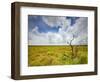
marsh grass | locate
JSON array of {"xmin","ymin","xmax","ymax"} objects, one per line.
[{"xmin": 28, "ymin": 45, "xmax": 88, "ymax": 66}]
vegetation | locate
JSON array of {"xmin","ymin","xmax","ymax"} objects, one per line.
[{"xmin": 28, "ymin": 45, "xmax": 88, "ymax": 66}]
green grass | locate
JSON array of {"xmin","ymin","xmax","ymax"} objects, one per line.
[{"xmin": 28, "ymin": 45, "xmax": 88, "ymax": 66}]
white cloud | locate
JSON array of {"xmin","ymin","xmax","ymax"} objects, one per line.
[
  {"xmin": 47, "ymin": 32, "xmax": 64, "ymax": 44},
  {"xmin": 29, "ymin": 26, "xmax": 49, "ymax": 45},
  {"xmin": 70, "ymin": 17, "xmax": 88, "ymax": 45},
  {"xmin": 28, "ymin": 30, "xmax": 65, "ymax": 45},
  {"xmin": 28, "ymin": 17, "xmax": 88, "ymax": 45},
  {"xmin": 42, "ymin": 16, "xmax": 70, "ymax": 28}
]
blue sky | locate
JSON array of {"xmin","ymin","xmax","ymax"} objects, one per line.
[
  {"xmin": 28, "ymin": 15, "xmax": 88, "ymax": 45},
  {"xmin": 28, "ymin": 15, "xmax": 79, "ymax": 33},
  {"xmin": 28, "ymin": 16, "xmax": 59, "ymax": 33}
]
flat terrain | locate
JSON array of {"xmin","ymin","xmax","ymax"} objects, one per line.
[{"xmin": 28, "ymin": 45, "xmax": 88, "ymax": 66}]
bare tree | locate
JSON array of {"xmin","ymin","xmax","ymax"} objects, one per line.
[{"xmin": 67, "ymin": 34, "xmax": 75, "ymax": 58}]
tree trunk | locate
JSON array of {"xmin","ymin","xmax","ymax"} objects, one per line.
[{"xmin": 70, "ymin": 45, "xmax": 74, "ymax": 58}]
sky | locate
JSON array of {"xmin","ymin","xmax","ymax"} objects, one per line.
[{"xmin": 28, "ymin": 15, "xmax": 88, "ymax": 45}]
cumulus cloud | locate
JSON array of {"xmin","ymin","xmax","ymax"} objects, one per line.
[
  {"xmin": 42, "ymin": 16, "xmax": 71, "ymax": 28},
  {"xmin": 28, "ymin": 17, "xmax": 88, "ymax": 45},
  {"xmin": 28, "ymin": 28, "xmax": 65, "ymax": 45}
]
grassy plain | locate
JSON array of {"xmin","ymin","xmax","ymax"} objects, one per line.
[{"xmin": 28, "ymin": 45, "xmax": 88, "ymax": 66}]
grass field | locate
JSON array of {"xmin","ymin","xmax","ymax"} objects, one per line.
[{"xmin": 28, "ymin": 45, "xmax": 88, "ymax": 66}]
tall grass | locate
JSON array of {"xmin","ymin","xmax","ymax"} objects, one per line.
[{"xmin": 28, "ymin": 45, "xmax": 88, "ymax": 66}]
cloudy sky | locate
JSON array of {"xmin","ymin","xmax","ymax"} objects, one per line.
[{"xmin": 28, "ymin": 15, "xmax": 88, "ymax": 45}]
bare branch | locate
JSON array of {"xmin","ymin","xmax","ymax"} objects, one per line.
[
  {"xmin": 66, "ymin": 34, "xmax": 75, "ymax": 59},
  {"xmin": 69, "ymin": 34, "xmax": 75, "ymax": 45}
]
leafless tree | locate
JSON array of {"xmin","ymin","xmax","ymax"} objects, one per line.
[{"xmin": 67, "ymin": 34, "xmax": 75, "ymax": 58}]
